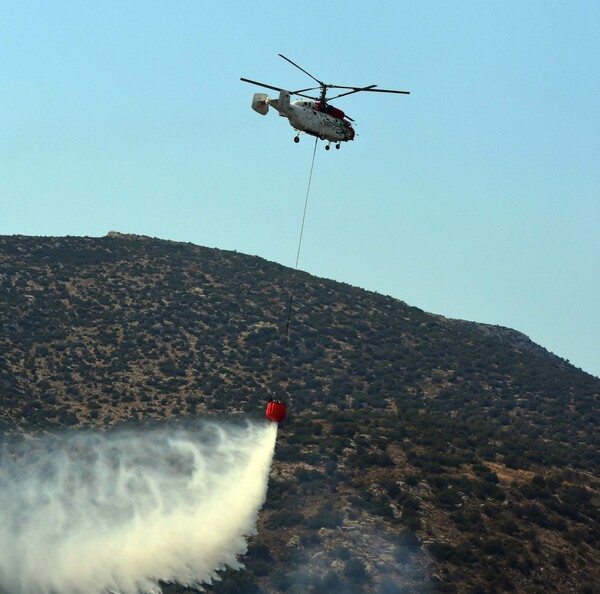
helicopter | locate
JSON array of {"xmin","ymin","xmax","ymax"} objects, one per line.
[{"xmin": 241, "ymin": 54, "xmax": 409, "ymax": 149}]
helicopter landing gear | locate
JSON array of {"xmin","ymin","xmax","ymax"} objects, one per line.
[
  {"xmin": 335, "ymin": 143, "xmax": 341, "ymax": 150},
  {"xmin": 325, "ymin": 142, "xmax": 331, "ymax": 150},
  {"xmin": 294, "ymin": 135, "xmax": 300, "ymax": 143}
]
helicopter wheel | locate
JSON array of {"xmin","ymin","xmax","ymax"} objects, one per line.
[
  {"xmin": 294, "ymin": 136, "xmax": 300, "ymax": 143},
  {"xmin": 325, "ymin": 143, "xmax": 331, "ymax": 151},
  {"xmin": 335, "ymin": 143, "xmax": 341, "ymax": 150}
]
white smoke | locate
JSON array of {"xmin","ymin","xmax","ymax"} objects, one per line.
[{"xmin": 0, "ymin": 418, "xmax": 277, "ymax": 594}]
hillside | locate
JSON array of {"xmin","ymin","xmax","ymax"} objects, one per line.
[{"xmin": 1, "ymin": 233, "xmax": 598, "ymax": 594}]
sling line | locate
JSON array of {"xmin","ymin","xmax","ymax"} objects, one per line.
[{"xmin": 284, "ymin": 136, "xmax": 318, "ymax": 336}]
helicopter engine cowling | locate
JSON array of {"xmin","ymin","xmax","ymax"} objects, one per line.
[{"xmin": 251, "ymin": 93, "xmax": 269, "ymax": 115}]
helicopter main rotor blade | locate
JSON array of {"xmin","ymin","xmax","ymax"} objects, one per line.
[
  {"xmin": 240, "ymin": 78, "xmax": 319, "ymax": 100},
  {"xmin": 329, "ymin": 84, "xmax": 410, "ymax": 96},
  {"xmin": 328, "ymin": 85, "xmax": 379, "ymax": 101},
  {"xmin": 359, "ymin": 88, "xmax": 410, "ymax": 95},
  {"xmin": 291, "ymin": 86, "xmax": 321, "ymax": 95},
  {"xmin": 240, "ymin": 78, "xmax": 286, "ymax": 94},
  {"xmin": 278, "ymin": 54, "xmax": 325, "ymax": 87},
  {"xmin": 292, "ymin": 92, "xmax": 320, "ymax": 100}
]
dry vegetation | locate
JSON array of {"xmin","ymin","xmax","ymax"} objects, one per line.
[{"xmin": 1, "ymin": 234, "xmax": 599, "ymax": 594}]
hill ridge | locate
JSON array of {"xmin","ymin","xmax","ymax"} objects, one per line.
[{"xmin": 1, "ymin": 234, "xmax": 598, "ymax": 594}]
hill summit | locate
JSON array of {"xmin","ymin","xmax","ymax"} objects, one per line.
[{"xmin": 1, "ymin": 234, "xmax": 598, "ymax": 594}]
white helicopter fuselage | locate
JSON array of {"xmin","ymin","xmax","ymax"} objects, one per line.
[{"xmin": 251, "ymin": 90, "xmax": 355, "ymax": 143}]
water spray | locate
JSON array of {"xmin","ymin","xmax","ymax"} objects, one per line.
[{"xmin": 0, "ymin": 418, "xmax": 277, "ymax": 594}]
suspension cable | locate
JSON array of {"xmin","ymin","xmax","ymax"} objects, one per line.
[{"xmin": 284, "ymin": 137, "xmax": 319, "ymax": 336}]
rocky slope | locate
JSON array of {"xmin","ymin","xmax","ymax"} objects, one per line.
[{"xmin": 1, "ymin": 234, "xmax": 598, "ymax": 594}]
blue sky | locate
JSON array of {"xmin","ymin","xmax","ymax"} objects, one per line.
[{"xmin": 1, "ymin": 1, "xmax": 599, "ymax": 377}]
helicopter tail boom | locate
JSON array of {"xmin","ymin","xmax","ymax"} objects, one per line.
[
  {"xmin": 269, "ymin": 89, "xmax": 291, "ymax": 115},
  {"xmin": 251, "ymin": 90, "xmax": 292, "ymax": 117}
]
